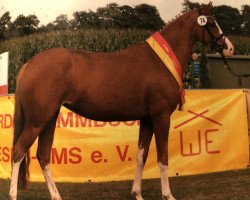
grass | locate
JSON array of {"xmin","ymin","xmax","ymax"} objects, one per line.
[{"xmin": 1, "ymin": 168, "xmax": 249, "ymax": 200}]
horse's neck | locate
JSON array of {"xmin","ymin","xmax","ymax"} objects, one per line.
[{"xmin": 160, "ymin": 14, "xmax": 197, "ymax": 73}]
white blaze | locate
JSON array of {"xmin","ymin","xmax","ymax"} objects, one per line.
[{"xmin": 215, "ymin": 20, "xmax": 234, "ymax": 57}]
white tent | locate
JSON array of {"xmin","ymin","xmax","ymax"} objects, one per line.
[{"xmin": 0, "ymin": 52, "xmax": 9, "ymax": 95}]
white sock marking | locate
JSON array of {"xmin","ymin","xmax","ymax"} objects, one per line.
[
  {"xmin": 215, "ymin": 20, "xmax": 234, "ymax": 56},
  {"xmin": 159, "ymin": 162, "xmax": 176, "ymax": 200},
  {"xmin": 9, "ymin": 156, "xmax": 25, "ymax": 200},
  {"xmin": 132, "ymin": 147, "xmax": 144, "ymax": 200},
  {"xmin": 42, "ymin": 164, "xmax": 62, "ymax": 200}
]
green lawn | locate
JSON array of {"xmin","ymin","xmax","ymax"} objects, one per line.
[{"xmin": 1, "ymin": 169, "xmax": 249, "ymax": 200}]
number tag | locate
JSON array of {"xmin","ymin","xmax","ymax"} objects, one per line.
[{"xmin": 197, "ymin": 15, "xmax": 207, "ymax": 26}]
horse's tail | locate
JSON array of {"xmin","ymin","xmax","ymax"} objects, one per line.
[{"xmin": 13, "ymin": 64, "xmax": 30, "ymax": 190}]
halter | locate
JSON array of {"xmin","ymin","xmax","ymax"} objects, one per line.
[
  {"xmin": 197, "ymin": 15, "xmax": 227, "ymax": 53},
  {"xmin": 197, "ymin": 14, "xmax": 250, "ymax": 86}
]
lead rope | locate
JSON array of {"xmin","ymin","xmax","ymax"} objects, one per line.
[
  {"xmin": 219, "ymin": 52, "xmax": 250, "ymax": 87},
  {"xmin": 198, "ymin": 13, "xmax": 250, "ymax": 87},
  {"xmin": 201, "ymin": 24, "xmax": 250, "ymax": 87}
]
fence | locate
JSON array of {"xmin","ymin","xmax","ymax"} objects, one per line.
[{"xmin": 207, "ymin": 54, "xmax": 250, "ymax": 88}]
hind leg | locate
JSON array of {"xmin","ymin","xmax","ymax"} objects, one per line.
[
  {"xmin": 132, "ymin": 117, "xmax": 153, "ymax": 200},
  {"xmin": 9, "ymin": 125, "xmax": 44, "ymax": 200},
  {"xmin": 36, "ymin": 114, "xmax": 62, "ymax": 200},
  {"xmin": 9, "ymin": 157, "xmax": 24, "ymax": 200},
  {"xmin": 153, "ymin": 114, "xmax": 175, "ymax": 200},
  {"xmin": 10, "ymin": 97, "xmax": 61, "ymax": 200}
]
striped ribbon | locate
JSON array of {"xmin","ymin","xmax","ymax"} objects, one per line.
[{"xmin": 146, "ymin": 32, "xmax": 185, "ymax": 110}]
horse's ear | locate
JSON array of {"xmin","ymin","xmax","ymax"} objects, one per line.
[
  {"xmin": 208, "ymin": 1, "xmax": 213, "ymax": 10},
  {"xmin": 198, "ymin": 2, "xmax": 213, "ymax": 14}
]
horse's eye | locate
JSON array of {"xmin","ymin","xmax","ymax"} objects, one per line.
[{"xmin": 210, "ymin": 21, "xmax": 216, "ymax": 27}]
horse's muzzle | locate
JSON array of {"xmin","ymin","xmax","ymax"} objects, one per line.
[{"xmin": 223, "ymin": 37, "xmax": 234, "ymax": 57}]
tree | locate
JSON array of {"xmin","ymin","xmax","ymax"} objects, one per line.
[
  {"xmin": 116, "ymin": 5, "xmax": 138, "ymax": 28},
  {"xmin": 72, "ymin": 10, "xmax": 100, "ymax": 29},
  {"xmin": 95, "ymin": 3, "xmax": 164, "ymax": 30},
  {"xmin": 97, "ymin": 3, "xmax": 120, "ymax": 28},
  {"xmin": 10, "ymin": 14, "xmax": 39, "ymax": 37},
  {"xmin": 134, "ymin": 4, "xmax": 164, "ymax": 30},
  {"xmin": 241, "ymin": 5, "xmax": 250, "ymax": 36},
  {"xmin": 53, "ymin": 14, "xmax": 69, "ymax": 30},
  {"xmin": 0, "ymin": 11, "xmax": 11, "ymax": 40},
  {"xmin": 182, "ymin": 0, "xmax": 202, "ymax": 12},
  {"xmin": 213, "ymin": 5, "xmax": 242, "ymax": 35}
]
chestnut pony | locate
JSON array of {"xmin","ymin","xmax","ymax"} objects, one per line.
[{"xmin": 9, "ymin": 3, "xmax": 234, "ymax": 200}]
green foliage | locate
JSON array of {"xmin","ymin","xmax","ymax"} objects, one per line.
[
  {"xmin": 72, "ymin": 11, "xmax": 100, "ymax": 29},
  {"xmin": 213, "ymin": 5, "xmax": 242, "ymax": 35},
  {"xmin": 241, "ymin": 5, "xmax": 250, "ymax": 36},
  {"xmin": 10, "ymin": 14, "xmax": 40, "ymax": 37},
  {"xmin": 0, "ymin": 11, "xmax": 11, "ymax": 40},
  {"xmin": 133, "ymin": 4, "xmax": 164, "ymax": 30},
  {"xmin": 230, "ymin": 35, "xmax": 250, "ymax": 55},
  {"xmin": 53, "ymin": 15, "xmax": 69, "ymax": 30},
  {"xmin": 182, "ymin": 0, "xmax": 203, "ymax": 12},
  {"xmin": 0, "ymin": 29, "xmax": 152, "ymax": 93},
  {"xmin": 75, "ymin": 3, "xmax": 164, "ymax": 30},
  {"xmin": 0, "ymin": 3, "xmax": 164, "ymax": 38}
]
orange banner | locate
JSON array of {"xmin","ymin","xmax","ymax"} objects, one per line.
[{"xmin": 0, "ymin": 90, "xmax": 249, "ymax": 182}]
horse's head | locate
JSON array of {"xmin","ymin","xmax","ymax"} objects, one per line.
[{"xmin": 194, "ymin": 2, "xmax": 234, "ymax": 57}]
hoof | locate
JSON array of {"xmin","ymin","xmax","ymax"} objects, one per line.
[
  {"xmin": 51, "ymin": 196, "xmax": 62, "ymax": 200},
  {"xmin": 131, "ymin": 191, "xmax": 144, "ymax": 200},
  {"xmin": 9, "ymin": 195, "xmax": 16, "ymax": 200},
  {"xmin": 162, "ymin": 194, "xmax": 176, "ymax": 200}
]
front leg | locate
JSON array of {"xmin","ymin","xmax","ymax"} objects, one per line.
[
  {"xmin": 132, "ymin": 117, "xmax": 153, "ymax": 200},
  {"xmin": 159, "ymin": 163, "xmax": 176, "ymax": 200},
  {"xmin": 153, "ymin": 114, "xmax": 176, "ymax": 200}
]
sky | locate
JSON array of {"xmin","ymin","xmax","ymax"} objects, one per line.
[{"xmin": 1, "ymin": 0, "xmax": 250, "ymax": 26}]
